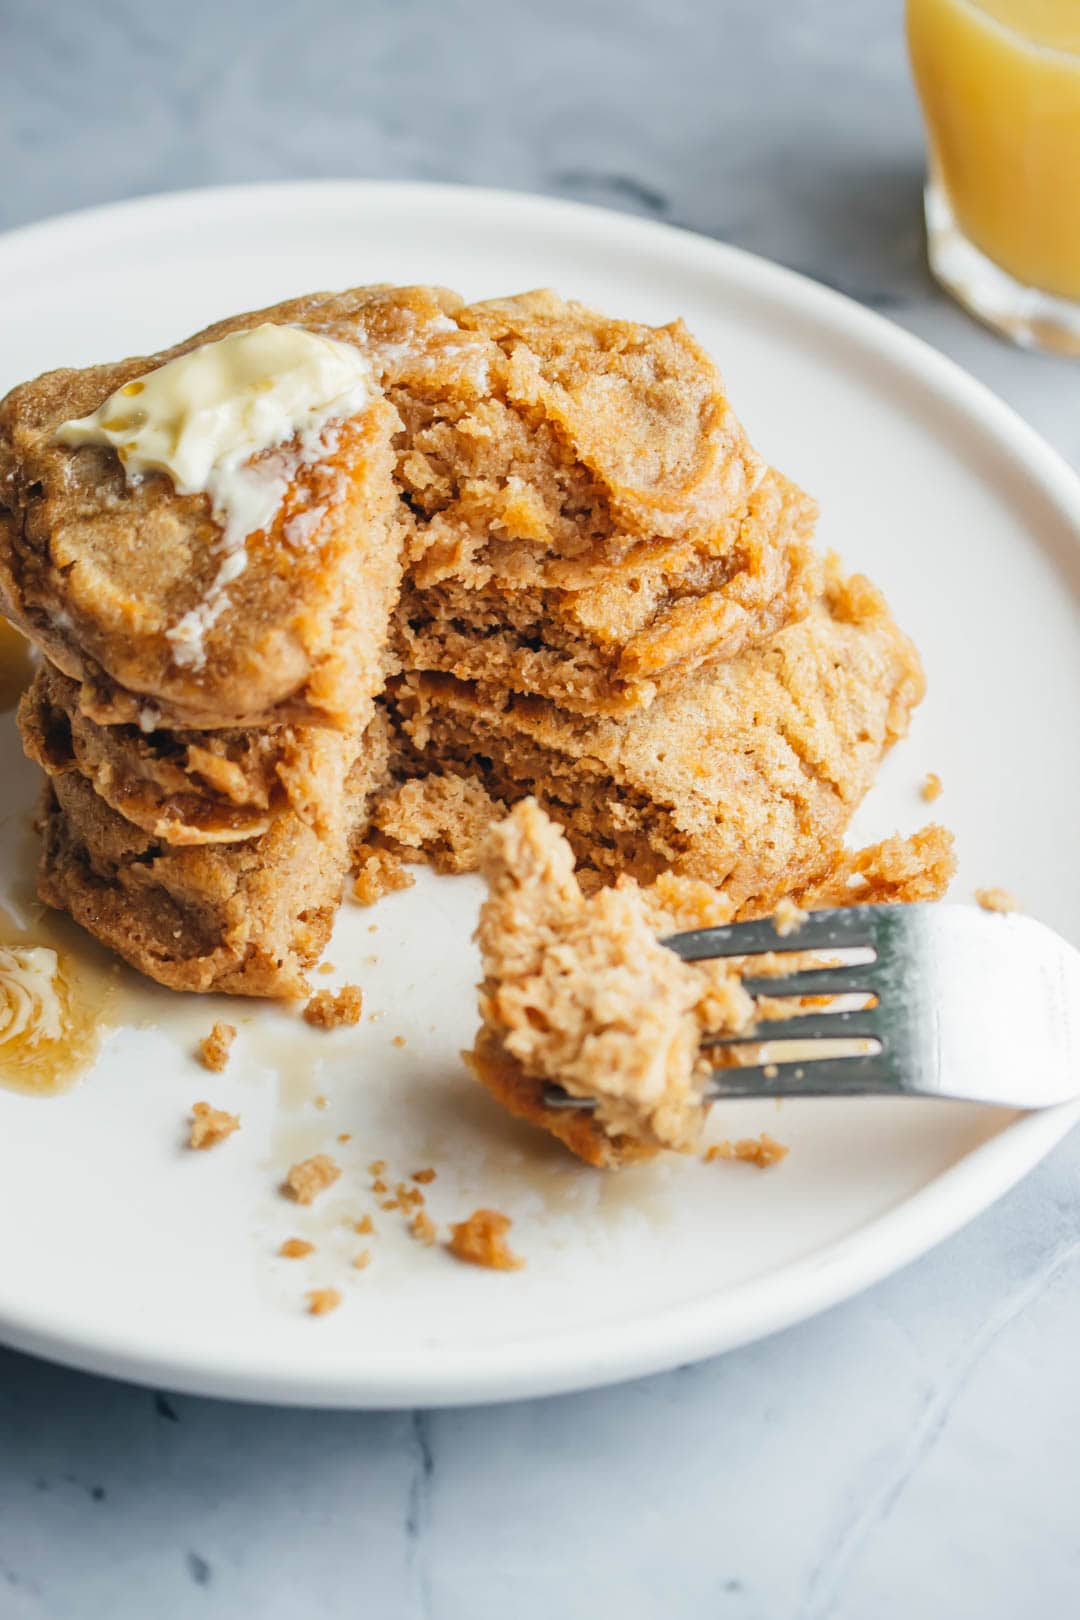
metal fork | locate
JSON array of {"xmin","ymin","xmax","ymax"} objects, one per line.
[{"xmin": 544, "ymin": 903, "xmax": 1080, "ymax": 1110}]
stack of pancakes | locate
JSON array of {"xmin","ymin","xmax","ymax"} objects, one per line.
[
  {"xmin": 0, "ymin": 359, "xmax": 404, "ymax": 995},
  {"xmin": 0, "ymin": 285, "xmax": 934, "ymax": 997}
]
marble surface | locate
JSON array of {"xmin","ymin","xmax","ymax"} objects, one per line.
[{"xmin": 1, "ymin": 1, "xmax": 1079, "ymax": 1614}]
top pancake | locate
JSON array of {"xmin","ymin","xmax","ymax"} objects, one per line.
[
  {"xmin": 0, "ymin": 337, "xmax": 404, "ymax": 728},
  {"xmin": 0, "ymin": 284, "xmax": 806, "ymax": 729}
]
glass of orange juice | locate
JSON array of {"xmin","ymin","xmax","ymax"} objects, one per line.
[{"xmin": 907, "ymin": 0, "xmax": 1080, "ymax": 353}]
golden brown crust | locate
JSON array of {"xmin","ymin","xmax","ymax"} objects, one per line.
[{"xmin": 465, "ymin": 1029, "xmax": 660, "ymax": 1169}]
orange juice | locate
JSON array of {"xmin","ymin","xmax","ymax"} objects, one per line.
[{"xmin": 907, "ymin": 0, "xmax": 1080, "ymax": 300}]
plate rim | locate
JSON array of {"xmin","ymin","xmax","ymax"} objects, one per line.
[
  {"xmin": 1, "ymin": 178, "xmax": 1077, "ymax": 1408},
  {"xmin": 1, "ymin": 1097, "xmax": 1075, "ymax": 1407}
]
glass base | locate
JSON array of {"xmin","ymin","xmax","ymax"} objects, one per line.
[{"xmin": 925, "ymin": 181, "xmax": 1080, "ymax": 357}]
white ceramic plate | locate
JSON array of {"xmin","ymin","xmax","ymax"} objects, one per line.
[{"xmin": 0, "ymin": 182, "xmax": 1077, "ymax": 1408}]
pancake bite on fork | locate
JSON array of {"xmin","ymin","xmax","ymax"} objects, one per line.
[
  {"xmin": 387, "ymin": 562, "xmax": 929, "ymax": 908},
  {"xmin": 467, "ymin": 800, "xmax": 955, "ymax": 1168}
]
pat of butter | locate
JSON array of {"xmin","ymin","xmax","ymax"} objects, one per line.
[
  {"xmin": 56, "ymin": 323, "xmax": 375, "ymax": 669},
  {"xmin": 56, "ymin": 323, "xmax": 374, "ymax": 497}
]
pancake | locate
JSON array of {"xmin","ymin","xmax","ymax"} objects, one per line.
[
  {"xmin": 388, "ymin": 563, "xmax": 928, "ymax": 911},
  {"xmin": 393, "ymin": 468, "xmax": 820, "ymax": 715},
  {"xmin": 34, "ymin": 711, "xmax": 390, "ymax": 998},
  {"xmin": 18, "ymin": 660, "xmax": 359, "ymax": 846},
  {"xmin": 1, "ymin": 283, "xmax": 813, "ymax": 728},
  {"xmin": 0, "ymin": 390, "xmax": 403, "ymax": 730}
]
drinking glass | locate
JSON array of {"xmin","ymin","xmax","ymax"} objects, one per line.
[{"xmin": 907, "ymin": 0, "xmax": 1080, "ymax": 354}]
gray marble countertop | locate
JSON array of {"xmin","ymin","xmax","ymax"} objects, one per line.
[{"xmin": 1, "ymin": 2, "xmax": 1079, "ymax": 1615}]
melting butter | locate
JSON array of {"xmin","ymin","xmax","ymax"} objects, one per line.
[
  {"xmin": 55, "ymin": 323, "xmax": 374, "ymax": 499},
  {"xmin": 55, "ymin": 324, "xmax": 375, "ymax": 669},
  {"xmin": 1, "ymin": 945, "xmax": 63, "ymax": 1038},
  {"xmin": 0, "ymin": 938, "xmax": 102, "ymax": 1096}
]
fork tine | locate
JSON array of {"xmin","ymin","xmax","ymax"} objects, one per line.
[
  {"xmin": 705, "ymin": 1053, "xmax": 894, "ymax": 1099},
  {"xmin": 539, "ymin": 907, "xmax": 1080, "ymax": 1117},
  {"xmin": 740, "ymin": 965, "xmax": 885, "ymax": 998},
  {"xmin": 542, "ymin": 1048, "xmax": 897, "ymax": 1111},
  {"xmin": 541, "ymin": 1084, "xmax": 596, "ymax": 1111},
  {"xmin": 702, "ymin": 1009, "xmax": 884, "ymax": 1045},
  {"xmin": 661, "ymin": 905, "xmax": 878, "ymax": 961}
]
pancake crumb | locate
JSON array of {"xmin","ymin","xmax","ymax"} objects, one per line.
[
  {"xmin": 337, "ymin": 1132, "xmax": 352, "ymax": 1143},
  {"xmin": 373, "ymin": 773, "xmax": 504, "ymax": 876},
  {"xmin": 392, "ymin": 1034, "xmax": 407, "ymax": 1048},
  {"xmin": 352, "ymin": 1250, "xmax": 372, "ymax": 1271},
  {"xmin": 797, "ymin": 824, "xmax": 956, "ymax": 908},
  {"xmin": 352, "ymin": 846, "xmax": 415, "ymax": 906},
  {"xmin": 304, "ymin": 984, "xmax": 363, "ymax": 1028},
  {"xmin": 318, "ymin": 962, "xmax": 336, "ymax": 976},
  {"xmin": 976, "ymin": 886, "xmax": 1018, "ymax": 914},
  {"xmin": 371, "ymin": 1177, "xmax": 388, "ymax": 1195},
  {"xmin": 447, "ymin": 1209, "xmax": 524, "ymax": 1270},
  {"xmin": 410, "ymin": 1210, "xmax": 437, "ymax": 1246},
  {"xmin": 412, "ymin": 1168, "xmax": 436, "ymax": 1184},
  {"xmin": 920, "ymin": 772, "xmax": 943, "ymax": 803},
  {"xmin": 283, "ymin": 1153, "xmax": 341, "ymax": 1204},
  {"xmin": 705, "ymin": 1133, "xmax": 788, "ymax": 1168},
  {"xmin": 197, "ymin": 1022, "xmax": 236, "ymax": 1072},
  {"xmin": 368, "ymin": 1159, "xmax": 386, "ymax": 1176},
  {"xmin": 353, "ymin": 1214, "xmax": 374, "ymax": 1234},
  {"xmin": 187, "ymin": 1101, "xmax": 240, "ymax": 1150},
  {"xmin": 306, "ymin": 1287, "xmax": 341, "ymax": 1317},
  {"xmin": 773, "ymin": 897, "xmax": 808, "ymax": 937},
  {"xmin": 279, "ymin": 1237, "xmax": 315, "ymax": 1259}
]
